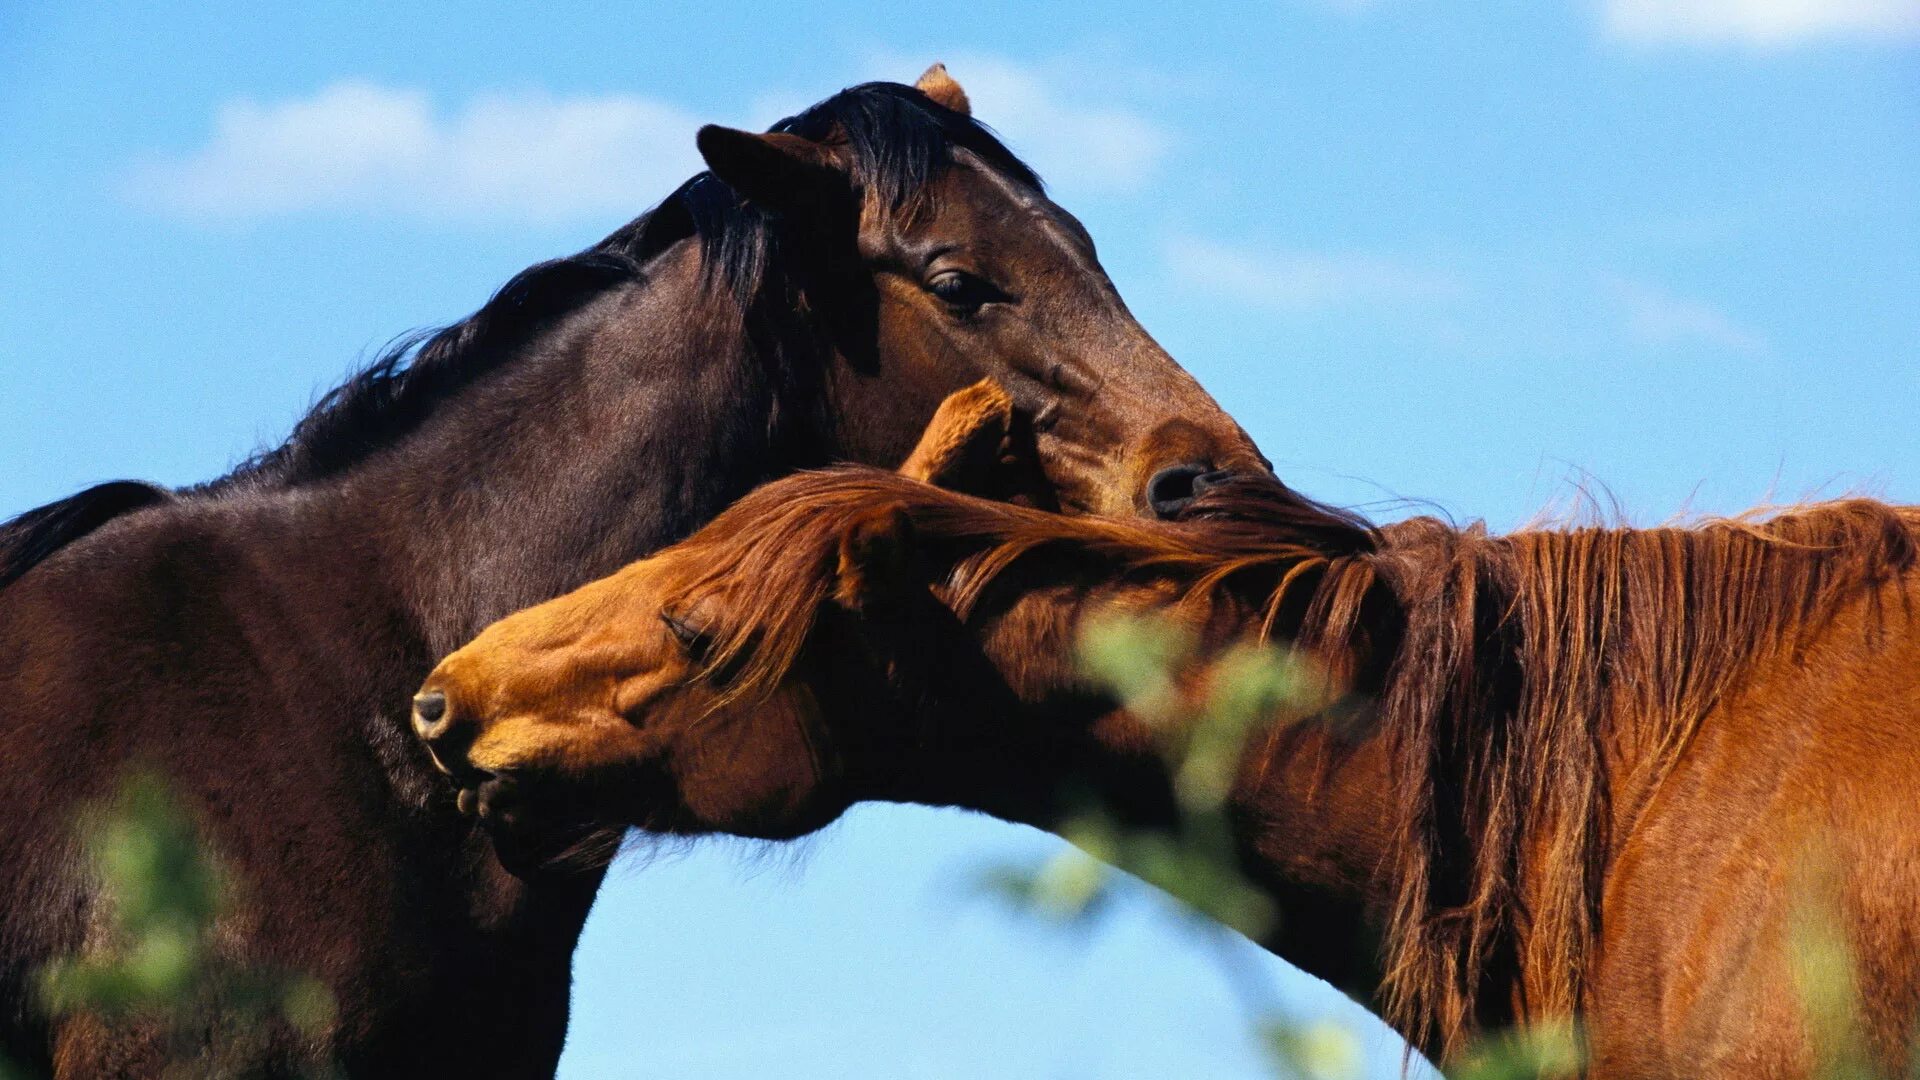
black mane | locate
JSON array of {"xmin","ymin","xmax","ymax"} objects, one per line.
[
  {"xmin": 2, "ymin": 81, "xmax": 1042, "ymax": 589},
  {"xmin": 0, "ymin": 481, "xmax": 175, "ymax": 589},
  {"xmin": 224, "ymin": 80, "xmax": 1041, "ymax": 492}
]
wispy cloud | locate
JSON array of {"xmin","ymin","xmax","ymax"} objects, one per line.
[
  {"xmin": 1606, "ymin": 276, "xmax": 1768, "ymax": 351},
  {"xmin": 1163, "ymin": 235, "xmax": 1464, "ymax": 311},
  {"xmin": 128, "ymin": 81, "xmax": 706, "ymax": 223},
  {"xmin": 1601, "ymin": 0, "xmax": 1920, "ymax": 47},
  {"xmin": 1167, "ymin": 234, "xmax": 1769, "ymax": 355}
]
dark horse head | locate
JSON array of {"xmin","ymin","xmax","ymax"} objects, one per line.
[
  {"xmin": 683, "ymin": 65, "xmax": 1267, "ymax": 520},
  {"xmin": 0, "ymin": 68, "xmax": 1267, "ymax": 1077}
]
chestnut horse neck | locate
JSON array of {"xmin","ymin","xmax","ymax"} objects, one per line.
[
  {"xmin": 1214, "ymin": 498, "xmax": 1918, "ymax": 1057},
  {"xmin": 1374, "ymin": 502, "xmax": 1919, "ymax": 1049},
  {"xmin": 669, "ymin": 476, "xmax": 1920, "ymax": 1060},
  {"xmin": 956, "ymin": 490, "xmax": 1916, "ymax": 1058}
]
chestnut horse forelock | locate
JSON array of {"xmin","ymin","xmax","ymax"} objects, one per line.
[{"xmin": 638, "ymin": 474, "xmax": 1920, "ymax": 1058}]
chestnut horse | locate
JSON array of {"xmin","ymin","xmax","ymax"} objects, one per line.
[
  {"xmin": 0, "ymin": 69, "xmax": 1266, "ymax": 1077},
  {"xmin": 421, "ymin": 395, "xmax": 1920, "ymax": 1078}
]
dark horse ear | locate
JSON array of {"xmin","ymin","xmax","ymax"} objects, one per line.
[
  {"xmin": 914, "ymin": 63, "xmax": 971, "ymax": 116},
  {"xmin": 697, "ymin": 126, "xmax": 850, "ymax": 219},
  {"xmin": 832, "ymin": 503, "xmax": 918, "ymax": 613}
]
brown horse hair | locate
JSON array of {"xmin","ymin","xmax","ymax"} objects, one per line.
[{"xmin": 661, "ymin": 468, "xmax": 1919, "ymax": 1057}]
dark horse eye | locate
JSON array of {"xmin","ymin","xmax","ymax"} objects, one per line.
[
  {"xmin": 926, "ymin": 269, "xmax": 1004, "ymax": 314},
  {"xmin": 659, "ymin": 612, "xmax": 711, "ymax": 662}
]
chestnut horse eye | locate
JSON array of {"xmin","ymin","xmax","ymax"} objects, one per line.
[
  {"xmin": 926, "ymin": 269, "xmax": 1005, "ymax": 314},
  {"xmin": 659, "ymin": 612, "xmax": 712, "ymax": 662}
]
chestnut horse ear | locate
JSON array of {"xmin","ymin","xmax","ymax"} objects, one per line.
[
  {"xmin": 696, "ymin": 126, "xmax": 849, "ymax": 217},
  {"xmin": 832, "ymin": 503, "xmax": 918, "ymax": 612},
  {"xmin": 914, "ymin": 63, "xmax": 972, "ymax": 116},
  {"xmin": 898, "ymin": 380, "xmax": 1014, "ymax": 493}
]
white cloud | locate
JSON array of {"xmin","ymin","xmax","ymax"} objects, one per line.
[
  {"xmin": 1607, "ymin": 277, "xmax": 1767, "ymax": 351},
  {"xmin": 129, "ymin": 81, "xmax": 707, "ymax": 223},
  {"xmin": 1163, "ymin": 235, "xmax": 1464, "ymax": 310},
  {"xmin": 1602, "ymin": 0, "xmax": 1920, "ymax": 47},
  {"xmin": 135, "ymin": 61, "xmax": 1169, "ymax": 221}
]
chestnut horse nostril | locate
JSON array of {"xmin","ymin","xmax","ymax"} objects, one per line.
[
  {"xmin": 1147, "ymin": 462, "xmax": 1212, "ymax": 519},
  {"xmin": 412, "ymin": 690, "xmax": 448, "ymax": 736}
]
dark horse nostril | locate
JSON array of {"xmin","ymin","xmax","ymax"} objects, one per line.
[
  {"xmin": 413, "ymin": 690, "xmax": 448, "ymax": 734},
  {"xmin": 1147, "ymin": 462, "xmax": 1212, "ymax": 519},
  {"xmin": 1192, "ymin": 469, "xmax": 1236, "ymax": 496}
]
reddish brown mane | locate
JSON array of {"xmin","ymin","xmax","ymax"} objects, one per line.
[
  {"xmin": 1365, "ymin": 499, "xmax": 1920, "ymax": 1055},
  {"xmin": 661, "ymin": 469, "xmax": 1375, "ymax": 708},
  {"xmin": 669, "ymin": 469, "xmax": 1920, "ymax": 1057}
]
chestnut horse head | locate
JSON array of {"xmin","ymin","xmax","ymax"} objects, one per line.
[
  {"xmin": 419, "ymin": 383, "xmax": 1920, "ymax": 1072},
  {"xmin": 413, "ymin": 383, "xmax": 1364, "ymax": 839}
]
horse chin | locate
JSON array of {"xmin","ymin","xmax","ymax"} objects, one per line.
[
  {"xmin": 489, "ymin": 817, "xmax": 624, "ymax": 879},
  {"xmin": 466, "ymin": 772, "xmax": 624, "ymax": 878}
]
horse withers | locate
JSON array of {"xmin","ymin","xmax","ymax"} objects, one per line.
[
  {"xmin": 0, "ymin": 66, "xmax": 1264, "ymax": 1078},
  {"xmin": 420, "ymin": 396, "xmax": 1920, "ymax": 1078}
]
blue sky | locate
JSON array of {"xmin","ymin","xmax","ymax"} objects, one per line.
[{"xmin": 3, "ymin": 2, "xmax": 1916, "ymax": 1076}]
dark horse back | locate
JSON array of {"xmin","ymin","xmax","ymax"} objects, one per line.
[{"xmin": 0, "ymin": 485, "xmax": 175, "ymax": 1072}]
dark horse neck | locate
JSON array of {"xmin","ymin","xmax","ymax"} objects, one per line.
[
  {"xmin": 0, "ymin": 238, "xmax": 835, "ymax": 1077},
  {"xmin": 325, "ymin": 238, "xmax": 836, "ymax": 801},
  {"xmin": 357, "ymin": 242, "xmax": 831, "ymax": 657}
]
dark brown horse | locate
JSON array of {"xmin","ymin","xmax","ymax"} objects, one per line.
[
  {"xmin": 421, "ymin": 401, "xmax": 1920, "ymax": 1078},
  {"xmin": 0, "ymin": 69, "xmax": 1267, "ymax": 1077}
]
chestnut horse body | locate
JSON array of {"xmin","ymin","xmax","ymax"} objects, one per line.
[
  {"xmin": 425, "ymin": 420, "xmax": 1920, "ymax": 1077},
  {"xmin": 0, "ymin": 73, "xmax": 1265, "ymax": 1077}
]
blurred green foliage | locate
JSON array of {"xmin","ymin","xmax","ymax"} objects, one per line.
[
  {"xmin": 986, "ymin": 611, "xmax": 1610, "ymax": 1079},
  {"xmin": 983, "ymin": 612, "xmax": 1366, "ymax": 1079},
  {"xmin": 1446, "ymin": 1022, "xmax": 1583, "ymax": 1080},
  {"xmin": 1788, "ymin": 849, "xmax": 1893, "ymax": 1080},
  {"xmin": 30, "ymin": 771, "xmax": 337, "ymax": 1080}
]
